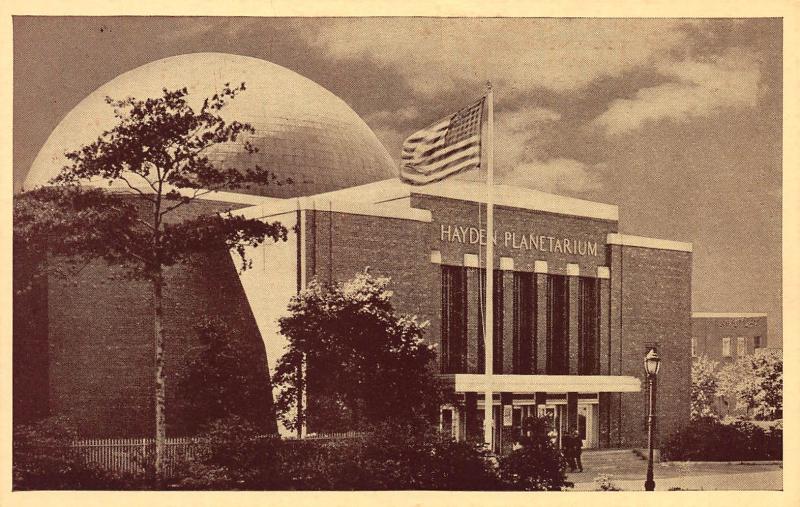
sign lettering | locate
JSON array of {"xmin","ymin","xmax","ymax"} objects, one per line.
[{"xmin": 439, "ymin": 224, "xmax": 599, "ymax": 257}]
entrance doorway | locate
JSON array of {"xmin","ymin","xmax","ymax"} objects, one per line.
[
  {"xmin": 578, "ymin": 403, "xmax": 598, "ymax": 448},
  {"xmin": 537, "ymin": 404, "xmax": 567, "ymax": 448}
]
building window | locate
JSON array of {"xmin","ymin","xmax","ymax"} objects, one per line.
[
  {"xmin": 441, "ymin": 266, "xmax": 467, "ymax": 373},
  {"xmin": 477, "ymin": 269, "xmax": 504, "ymax": 374},
  {"xmin": 441, "ymin": 408, "xmax": 453, "ymax": 438},
  {"xmin": 722, "ymin": 337, "xmax": 731, "ymax": 357},
  {"xmin": 578, "ymin": 277, "xmax": 600, "ymax": 374},
  {"xmin": 513, "ymin": 272, "xmax": 535, "ymax": 374},
  {"xmin": 547, "ymin": 275, "xmax": 569, "ymax": 374},
  {"xmin": 691, "ymin": 337, "xmax": 697, "ymax": 358},
  {"xmin": 737, "ymin": 336, "xmax": 746, "ymax": 357},
  {"xmin": 754, "ymin": 336, "xmax": 763, "ymax": 349}
]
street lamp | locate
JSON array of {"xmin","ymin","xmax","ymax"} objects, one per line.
[{"xmin": 644, "ymin": 349, "xmax": 661, "ymax": 491}]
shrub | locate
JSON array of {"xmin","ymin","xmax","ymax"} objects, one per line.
[
  {"xmin": 13, "ymin": 417, "xmax": 140, "ymax": 490},
  {"xmin": 179, "ymin": 319, "xmax": 275, "ymax": 435},
  {"xmin": 498, "ymin": 416, "xmax": 570, "ymax": 491},
  {"xmin": 594, "ymin": 474, "xmax": 622, "ymax": 491},
  {"xmin": 661, "ymin": 416, "xmax": 782, "ymax": 461},
  {"xmin": 718, "ymin": 349, "xmax": 782, "ymax": 420},
  {"xmin": 691, "ymin": 355, "xmax": 721, "ymax": 420},
  {"xmin": 171, "ymin": 419, "xmax": 504, "ymax": 490},
  {"xmin": 356, "ymin": 423, "xmax": 501, "ymax": 490}
]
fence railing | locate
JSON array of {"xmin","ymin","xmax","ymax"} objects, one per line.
[{"xmin": 68, "ymin": 431, "xmax": 366, "ymax": 477}]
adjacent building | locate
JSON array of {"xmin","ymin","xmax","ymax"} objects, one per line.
[{"xmin": 691, "ymin": 313, "xmax": 768, "ymax": 363}]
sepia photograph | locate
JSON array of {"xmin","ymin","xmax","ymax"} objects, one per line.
[{"xmin": 8, "ymin": 13, "xmax": 787, "ymax": 496}]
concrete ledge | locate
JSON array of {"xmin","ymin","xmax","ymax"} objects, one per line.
[
  {"xmin": 633, "ymin": 448, "xmax": 662, "ymax": 463},
  {"xmin": 692, "ymin": 312, "xmax": 768, "ymax": 318},
  {"xmin": 607, "ymin": 233, "xmax": 692, "ymax": 252},
  {"xmin": 463, "ymin": 253, "xmax": 480, "ymax": 268},
  {"xmin": 233, "ymin": 197, "xmax": 433, "ymax": 222},
  {"xmin": 444, "ymin": 374, "xmax": 642, "ymax": 393}
]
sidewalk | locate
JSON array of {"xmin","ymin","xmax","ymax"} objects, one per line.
[{"xmin": 565, "ymin": 449, "xmax": 783, "ymax": 491}]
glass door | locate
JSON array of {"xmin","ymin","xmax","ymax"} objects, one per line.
[{"xmin": 578, "ymin": 404, "xmax": 598, "ymax": 448}]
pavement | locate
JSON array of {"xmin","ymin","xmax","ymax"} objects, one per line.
[{"xmin": 565, "ymin": 449, "xmax": 783, "ymax": 491}]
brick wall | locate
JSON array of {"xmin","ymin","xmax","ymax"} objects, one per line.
[
  {"xmin": 13, "ymin": 243, "xmax": 50, "ymax": 425},
  {"xmin": 25, "ymin": 199, "xmax": 278, "ymax": 437},
  {"xmin": 691, "ymin": 315, "xmax": 768, "ymax": 364},
  {"xmin": 305, "ymin": 209, "xmax": 439, "ymax": 350},
  {"xmin": 610, "ymin": 244, "xmax": 692, "ymax": 448}
]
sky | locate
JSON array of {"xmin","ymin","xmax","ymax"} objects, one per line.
[{"xmin": 12, "ymin": 17, "xmax": 783, "ymax": 341}]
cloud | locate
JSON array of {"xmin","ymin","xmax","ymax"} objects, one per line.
[
  {"xmin": 494, "ymin": 106, "xmax": 561, "ymax": 171},
  {"xmin": 501, "ymin": 158, "xmax": 606, "ymax": 194},
  {"xmin": 364, "ymin": 105, "xmax": 422, "ymax": 125},
  {"xmin": 307, "ymin": 18, "xmax": 691, "ymax": 97},
  {"xmin": 592, "ymin": 49, "xmax": 763, "ymax": 135}
]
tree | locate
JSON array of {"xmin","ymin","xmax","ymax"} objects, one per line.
[
  {"xmin": 179, "ymin": 318, "xmax": 274, "ymax": 434},
  {"xmin": 14, "ymin": 84, "xmax": 288, "ymax": 479},
  {"xmin": 718, "ymin": 349, "xmax": 783, "ymax": 420},
  {"xmin": 691, "ymin": 354, "xmax": 720, "ymax": 420},
  {"xmin": 273, "ymin": 272, "xmax": 443, "ymax": 433}
]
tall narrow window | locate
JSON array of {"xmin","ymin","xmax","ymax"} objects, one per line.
[
  {"xmin": 722, "ymin": 337, "xmax": 731, "ymax": 358},
  {"xmin": 754, "ymin": 336, "xmax": 763, "ymax": 349},
  {"xmin": 691, "ymin": 337, "xmax": 698, "ymax": 358},
  {"xmin": 737, "ymin": 336, "xmax": 746, "ymax": 357},
  {"xmin": 441, "ymin": 408, "xmax": 453, "ymax": 438},
  {"xmin": 578, "ymin": 277, "xmax": 600, "ymax": 374},
  {"xmin": 513, "ymin": 272, "xmax": 535, "ymax": 374},
  {"xmin": 441, "ymin": 266, "xmax": 467, "ymax": 373},
  {"xmin": 477, "ymin": 269, "xmax": 504, "ymax": 374},
  {"xmin": 547, "ymin": 275, "xmax": 569, "ymax": 374}
]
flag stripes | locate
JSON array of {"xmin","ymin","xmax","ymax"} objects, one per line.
[{"xmin": 399, "ymin": 98, "xmax": 484, "ymax": 185}]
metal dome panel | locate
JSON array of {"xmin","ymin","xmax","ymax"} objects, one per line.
[{"xmin": 25, "ymin": 53, "xmax": 397, "ymax": 197}]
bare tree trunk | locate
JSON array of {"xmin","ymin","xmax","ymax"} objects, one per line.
[{"xmin": 153, "ymin": 268, "xmax": 166, "ymax": 482}]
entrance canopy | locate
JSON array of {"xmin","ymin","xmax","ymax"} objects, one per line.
[{"xmin": 441, "ymin": 374, "xmax": 641, "ymax": 393}]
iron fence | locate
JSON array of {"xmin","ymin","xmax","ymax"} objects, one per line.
[{"xmin": 68, "ymin": 431, "xmax": 366, "ymax": 477}]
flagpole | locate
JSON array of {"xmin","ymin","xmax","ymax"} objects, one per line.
[{"xmin": 483, "ymin": 82, "xmax": 494, "ymax": 449}]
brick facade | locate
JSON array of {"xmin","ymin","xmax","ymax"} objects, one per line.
[
  {"xmin": 15, "ymin": 199, "xmax": 277, "ymax": 437},
  {"xmin": 610, "ymin": 245, "xmax": 692, "ymax": 447},
  {"xmin": 297, "ymin": 192, "xmax": 692, "ymax": 448},
  {"xmin": 15, "ymin": 186, "xmax": 693, "ymax": 446}
]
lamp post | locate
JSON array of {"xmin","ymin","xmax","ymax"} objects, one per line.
[{"xmin": 644, "ymin": 349, "xmax": 661, "ymax": 491}]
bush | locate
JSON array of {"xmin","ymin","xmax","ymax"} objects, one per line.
[
  {"xmin": 168, "ymin": 415, "xmax": 281, "ymax": 490},
  {"xmin": 356, "ymin": 423, "xmax": 501, "ymax": 490},
  {"xmin": 498, "ymin": 416, "xmax": 570, "ymax": 490},
  {"xmin": 16, "ymin": 416, "xmax": 576, "ymax": 490},
  {"xmin": 661, "ymin": 416, "xmax": 782, "ymax": 462},
  {"xmin": 718, "ymin": 349, "xmax": 782, "ymax": 420},
  {"xmin": 171, "ymin": 419, "xmax": 505, "ymax": 490},
  {"xmin": 594, "ymin": 474, "xmax": 622, "ymax": 491},
  {"xmin": 13, "ymin": 417, "xmax": 140, "ymax": 490}
]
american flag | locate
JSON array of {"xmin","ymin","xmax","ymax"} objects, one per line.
[{"xmin": 399, "ymin": 98, "xmax": 485, "ymax": 185}]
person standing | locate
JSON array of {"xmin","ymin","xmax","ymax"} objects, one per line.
[
  {"xmin": 572, "ymin": 429, "xmax": 584, "ymax": 472},
  {"xmin": 563, "ymin": 431, "xmax": 576, "ymax": 472}
]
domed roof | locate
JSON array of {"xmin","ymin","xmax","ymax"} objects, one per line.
[{"xmin": 25, "ymin": 53, "xmax": 397, "ymax": 198}]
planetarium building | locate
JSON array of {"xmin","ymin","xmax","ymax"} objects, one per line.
[{"xmin": 16, "ymin": 53, "xmax": 692, "ymax": 450}]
